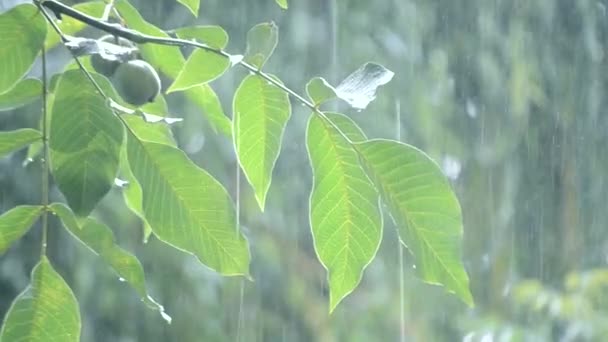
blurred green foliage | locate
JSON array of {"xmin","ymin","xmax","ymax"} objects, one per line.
[{"xmin": 2, "ymin": 0, "xmax": 608, "ymax": 340}]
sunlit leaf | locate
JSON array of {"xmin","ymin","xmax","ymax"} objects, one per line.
[
  {"xmin": 115, "ymin": 0, "xmax": 231, "ymax": 136},
  {"xmin": 307, "ymin": 113, "xmax": 382, "ymax": 312},
  {"xmin": 244, "ymin": 22, "xmax": 279, "ymax": 69},
  {"xmin": 306, "ymin": 77, "xmax": 337, "ymax": 107},
  {"xmin": 0, "ymin": 129, "xmax": 41, "ymax": 157},
  {"xmin": 174, "ymin": 25, "xmax": 229, "ymax": 49},
  {"xmin": 275, "ymin": 0, "xmax": 288, "ymax": 9},
  {"xmin": 356, "ymin": 139, "xmax": 473, "ymax": 306},
  {"xmin": 0, "ymin": 257, "xmax": 81, "ymax": 342},
  {"xmin": 0, "ymin": 78, "xmax": 42, "ymax": 111},
  {"xmin": 0, "ymin": 205, "xmax": 43, "ymax": 254},
  {"xmin": 167, "ymin": 50, "xmax": 230, "ymax": 92},
  {"xmin": 50, "ymin": 70, "xmax": 123, "ymax": 217},
  {"xmin": 0, "ymin": 4, "xmax": 46, "ymax": 95},
  {"xmin": 233, "ymin": 75, "xmax": 291, "ymax": 211},
  {"xmin": 177, "ymin": 0, "xmax": 200, "ymax": 17},
  {"xmin": 44, "ymin": 2, "xmax": 105, "ymax": 49},
  {"xmin": 126, "ymin": 130, "xmax": 251, "ymax": 276},
  {"xmin": 335, "ymin": 63, "xmax": 394, "ymax": 110},
  {"xmin": 50, "ymin": 203, "xmax": 171, "ymax": 322}
]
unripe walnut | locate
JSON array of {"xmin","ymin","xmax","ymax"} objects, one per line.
[
  {"xmin": 91, "ymin": 35, "xmax": 137, "ymax": 77},
  {"xmin": 112, "ymin": 59, "xmax": 161, "ymax": 106}
]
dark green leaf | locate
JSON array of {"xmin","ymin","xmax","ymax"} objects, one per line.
[
  {"xmin": 0, "ymin": 78, "xmax": 42, "ymax": 111},
  {"xmin": 126, "ymin": 130, "xmax": 251, "ymax": 276},
  {"xmin": 49, "ymin": 70, "xmax": 123, "ymax": 217},
  {"xmin": 307, "ymin": 113, "xmax": 382, "ymax": 312},
  {"xmin": 50, "ymin": 203, "xmax": 170, "ymax": 322},
  {"xmin": 0, "ymin": 205, "xmax": 43, "ymax": 254},
  {"xmin": 0, "ymin": 256, "xmax": 81, "ymax": 341},
  {"xmin": 115, "ymin": 0, "xmax": 231, "ymax": 136},
  {"xmin": 233, "ymin": 75, "xmax": 291, "ymax": 211},
  {"xmin": 244, "ymin": 22, "xmax": 279, "ymax": 69},
  {"xmin": 0, "ymin": 4, "xmax": 46, "ymax": 95},
  {"xmin": 356, "ymin": 139, "xmax": 473, "ymax": 306},
  {"xmin": 0, "ymin": 129, "xmax": 41, "ymax": 157}
]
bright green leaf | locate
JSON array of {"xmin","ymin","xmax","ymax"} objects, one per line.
[
  {"xmin": 126, "ymin": 130, "xmax": 251, "ymax": 276},
  {"xmin": 0, "ymin": 129, "xmax": 41, "ymax": 157},
  {"xmin": 0, "ymin": 4, "xmax": 46, "ymax": 95},
  {"xmin": 275, "ymin": 0, "xmax": 288, "ymax": 9},
  {"xmin": 233, "ymin": 75, "xmax": 291, "ymax": 211},
  {"xmin": 177, "ymin": 0, "xmax": 200, "ymax": 17},
  {"xmin": 50, "ymin": 70, "xmax": 123, "ymax": 217},
  {"xmin": 0, "ymin": 256, "xmax": 81, "ymax": 342},
  {"xmin": 115, "ymin": 0, "xmax": 231, "ymax": 136},
  {"xmin": 306, "ymin": 77, "xmax": 337, "ymax": 107},
  {"xmin": 356, "ymin": 139, "xmax": 473, "ymax": 306},
  {"xmin": 244, "ymin": 22, "xmax": 279, "ymax": 69},
  {"xmin": 44, "ymin": 2, "xmax": 105, "ymax": 49},
  {"xmin": 174, "ymin": 25, "xmax": 229, "ymax": 49},
  {"xmin": 0, "ymin": 206, "xmax": 43, "ymax": 254},
  {"xmin": 306, "ymin": 113, "xmax": 382, "ymax": 312},
  {"xmin": 50, "ymin": 203, "xmax": 170, "ymax": 322},
  {"xmin": 0, "ymin": 78, "xmax": 42, "ymax": 111},
  {"xmin": 167, "ymin": 51, "xmax": 230, "ymax": 93}
]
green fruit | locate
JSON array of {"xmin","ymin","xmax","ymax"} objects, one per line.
[
  {"xmin": 112, "ymin": 60, "xmax": 161, "ymax": 106},
  {"xmin": 91, "ymin": 35, "xmax": 137, "ymax": 77}
]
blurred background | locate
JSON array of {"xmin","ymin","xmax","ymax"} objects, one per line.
[{"xmin": 2, "ymin": 0, "xmax": 608, "ymax": 340}]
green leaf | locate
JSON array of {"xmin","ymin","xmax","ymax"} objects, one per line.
[
  {"xmin": 50, "ymin": 70, "xmax": 123, "ymax": 217},
  {"xmin": 233, "ymin": 75, "xmax": 291, "ymax": 211},
  {"xmin": 275, "ymin": 0, "xmax": 288, "ymax": 9},
  {"xmin": 44, "ymin": 2, "xmax": 106, "ymax": 49},
  {"xmin": 0, "ymin": 4, "xmax": 46, "ymax": 95},
  {"xmin": 120, "ymin": 115, "xmax": 176, "ymax": 243},
  {"xmin": 0, "ymin": 78, "xmax": 42, "ymax": 111},
  {"xmin": 306, "ymin": 77, "xmax": 337, "ymax": 107},
  {"xmin": 177, "ymin": 0, "xmax": 200, "ymax": 17},
  {"xmin": 0, "ymin": 129, "xmax": 41, "ymax": 157},
  {"xmin": 115, "ymin": 0, "xmax": 231, "ymax": 136},
  {"xmin": 306, "ymin": 113, "xmax": 382, "ymax": 312},
  {"xmin": 174, "ymin": 25, "xmax": 229, "ymax": 49},
  {"xmin": 167, "ymin": 50, "xmax": 230, "ymax": 93},
  {"xmin": 0, "ymin": 206, "xmax": 43, "ymax": 254},
  {"xmin": 356, "ymin": 140, "xmax": 473, "ymax": 306},
  {"xmin": 50, "ymin": 203, "xmax": 171, "ymax": 322},
  {"xmin": 0, "ymin": 256, "xmax": 81, "ymax": 342},
  {"xmin": 126, "ymin": 130, "xmax": 251, "ymax": 276},
  {"xmin": 244, "ymin": 22, "xmax": 279, "ymax": 69}
]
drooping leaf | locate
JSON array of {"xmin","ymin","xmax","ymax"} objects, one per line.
[
  {"xmin": 244, "ymin": 22, "xmax": 279, "ymax": 69},
  {"xmin": 306, "ymin": 77, "xmax": 337, "ymax": 107},
  {"xmin": 0, "ymin": 78, "xmax": 42, "ymax": 111},
  {"xmin": 233, "ymin": 75, "xmax": 291, "ymax": 211},
  {"xmin": 0, "ymin": 4, "xmax": 46, "ymax": 95},
  {"xmin": 0, "ymin": 257, "xmax": 81, "ymax": 342},
  {"xmin": 115, "ymin": 0, "xmax": 231, "ymax": 136},
  {"xmin": 306, "ymin": 113, "xmax": 382, "ymax": 312},
  {"xmin": 334, "ymin": 63, "xmax": 394, "ymax": 110},
  {"xmin": 120, "ymin": 114, "xmax": 176, "ymax": 243},
  {"xmin": 49, "ymin": 70, "xmax": 123, "ymax": 217},
  {"xmin": 50, "ymin": 203, "xmax": 171, "ymax": 322},
  {"xmin": 173, "ymin": 25, "xmax": 229, "ymax": 49},
  {"xmin": 0, "ymin": 129, "xmax": 41, "ymax": 157},
  {"xmin": 126, "ymin": 130, "xmax": 250, "ymax": 276},
  {"xmin": 44, "ymin": 2, "xmax": 105, "ymax": 49},
  {"xmin": 177, "ymin": 0, "xmax": 200, "ymax": 17},
  {"xmin": 0, "ymin": 205, "xmax": 43, "ymax": 254},
  {"xmin": 275, "ymin": 0, "xmax": 288, "ymax": 9},
  {"xmin": 356, "ymin": 139, "xmax": 473, "ymax": 306}
]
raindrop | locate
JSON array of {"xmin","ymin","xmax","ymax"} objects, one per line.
[
  {"xmin": 412, "ymin": 264, "xmax": 417, "ymax": 269},
  {"xmin": 118, "ymin": 277, "xmax": 126, "ymax": 282},
  {"xmin": 114, "ymin": 178, "xmax": 129, "ymax": 188},
  {"xmin": 22, "ymin": 158, "xmax": 34, "ymax": 167},
  {"xmin": 229, "ymin": 54, "xmax": 244, "ymax": 66},
  {"xmin": 465, "ymin": 98, "xmax": 478, "ymax": 118}
]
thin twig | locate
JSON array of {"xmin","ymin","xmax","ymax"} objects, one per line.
[
  {"xmin": 40, "ymin": 42, "xmax": 49, "ymax": 256},
  {"xmin": 38, "ymin": 0, "xmax": 355, "ymax": 146}
]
